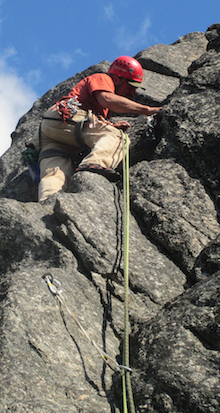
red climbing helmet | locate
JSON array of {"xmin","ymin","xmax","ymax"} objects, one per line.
[{"xmin": 108, "ymin": 55, "xmax": 144, "ymax": 87}]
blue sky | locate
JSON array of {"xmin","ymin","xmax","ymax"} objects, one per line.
[{"xmin": 0, "ymin": 0, "xmax": 219, "ymax": 155}]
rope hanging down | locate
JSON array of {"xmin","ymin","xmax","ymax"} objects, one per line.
[
  {"xmin": 122, "ymin": 132, "xmax": 136, "ymax": 413},
  {"xmin": 42, "ymin": 131, "xmax": 135, "ymax": 411},
  {"xmin": 42, "ymin": 273, "xmax": 131, "ymax": 374}
]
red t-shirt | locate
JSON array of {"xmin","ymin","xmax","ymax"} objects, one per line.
[{"xmin": 64, "ymin": 73, "xmax": 115, "ymax": 119}]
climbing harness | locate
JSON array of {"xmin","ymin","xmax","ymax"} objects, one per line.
[
  {"xmin": 42, "ymin": 273, "xmax": 131, "ymax": 374},
  {"xmin": 121, "ymin": 132, "xmax": 136, "ymax": 413},
  {"xmin": 22, "ymin": 92, "xmax": 119, "ymax": 184},
  {"xmin": 21, "ymin": 97, "xmax": 86, "ymax": 182},
  {"xmin": 56, "ymin": 96, "xmax": 113, "ymax": 128}
]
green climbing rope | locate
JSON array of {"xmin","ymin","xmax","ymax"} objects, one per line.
[{"xmin": 122, "ymin": 132, "xmax": 136, "ymax": 413}]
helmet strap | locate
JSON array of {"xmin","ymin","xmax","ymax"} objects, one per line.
[{"xmin": 113, "ymin": 76, "xmax": 127, "ymax": 92}]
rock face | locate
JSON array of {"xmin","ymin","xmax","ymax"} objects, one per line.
[{"xmin": 0, "ymin": 24, "xmax": 220, "ymax": 413}]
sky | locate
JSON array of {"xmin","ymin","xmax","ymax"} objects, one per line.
[{"xmin": 0, "ymin": 0, "xmax": 219, "ymax": 156}]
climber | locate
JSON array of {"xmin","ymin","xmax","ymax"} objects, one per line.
[{"xmin": 32, "ymin": 55, "xmax": 162, "ymax": 202}]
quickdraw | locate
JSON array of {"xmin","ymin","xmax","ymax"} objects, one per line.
[{"xmin": 56, "ymin": 96, "xmax": 82, "ymax": 123}]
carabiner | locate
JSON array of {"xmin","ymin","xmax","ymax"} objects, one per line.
[{"xmin": 43, "ymin": 273, "xmax": 62, "ymax": 296}]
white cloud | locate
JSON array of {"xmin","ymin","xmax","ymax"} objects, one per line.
[
  {"xmin": 47, "ymin": 52, "xmax": 73, "ymax": 70},
  {"xmin": 0, "ymin": 48, "xmax": 38, "ymax": 156},
  {"xmin": 104, "ymin": 3, "xmax": 115, "ymax": 21},
  {"xmin": 26, "ymin": 69, "xmax": 42, "ymax": 87},
  {"xmin": 47, "ymin": 49, "xmax": 88, "ymax": 70},
  {"xmin": 0, "ymin": 46, "xmax": 17, "ymax": 67},
  {"xmin": 75, "ymin": 48, "xmax": 88, "ymax": 58},
  {"xmin": 114, "ymin": 16, "xmax": 152, "ymax": 51}
]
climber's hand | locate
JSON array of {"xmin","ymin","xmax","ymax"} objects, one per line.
[{"xmin": 113, "ymin": 121, "xmax": 131, "ymax": 131}]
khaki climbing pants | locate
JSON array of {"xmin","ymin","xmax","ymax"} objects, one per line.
[{"xmin": 33, "ymin": 106, "xmax": 130, "ymax": 202}]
